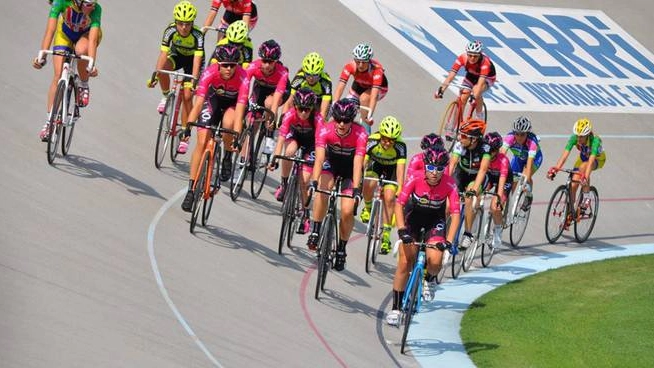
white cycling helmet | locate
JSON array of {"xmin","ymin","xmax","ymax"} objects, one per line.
[
  {"xmin": 465, "ymin": 40, "xmax": 483, "ymax": 54},
  {"xmin": 513, "ymin": 116, "xmax": 532, "ymax": 133},
  {"xmin": 352, "ymin": 43, "xmax": 374, "ymax": 61}
]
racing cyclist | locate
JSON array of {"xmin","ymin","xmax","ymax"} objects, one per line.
[
  {"xmin": 283, "ymin": 52, "xmax": 333, "ymax": 119},
  {"xmin": 306, "ymin": 98, "xmax": 368, "ymax": 271},
  {"xmin": 483, "ymin": 132, "xmax": 513, "ymax": 248},
  {"xmin": 360, "ymin": 116, "xmax": 407, "ymax": 254},
  {"xmin": 202, "ymin": 0, "xmax": 258, "ymax": 42},
  {"xmin": 386, "ymin": 147, "xmax": 460, "ymax": 326}
]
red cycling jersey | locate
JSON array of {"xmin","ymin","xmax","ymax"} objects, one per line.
[
  {"xmin": 211, "ymin": 0, "xmax": 252, "ymax": 15},
  {"xmin": 451, "ymin": 53, "xmax": 497, "ymax": 85},
  {"xmin": 246, "ymin": 60, "xmax": 289, "ymax": 94},
  {"xmin": 195, "ymin": 63, "xmax": 250, "ymax": 105},
  {"xmin": 338, "ymin": 59, "xmax": 387, "ymax": 90}
]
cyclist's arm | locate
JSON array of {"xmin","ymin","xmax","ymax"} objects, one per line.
[
  {"xmin": 186, "ymin": 95, "xmax": 206, "ymax": 124},
  {"xmin": 553, "ymin": 149, "xmax": 571, "ymax": 171},
  {"xmin": 192, "ymin": 55, "xmax": 203, "ymax": 82},
  {"xmin": 87, "ymin": 27, "xmax": 101, "ymax": 63},
  {"xmin": 333, "ymin": 79, "xmax": 346, "ymax": 102},
  {"xmin": 471, "ymin": 155, "xmax": 491, "ymax": 193},
  {"xmin": 365, "ymin": 87, "xmax": 380, "ymax": 123},
  {"xmin": 395, "ymin": 161, "xmax": 406, "ymax": 195},
  {"xmin": 394, "ymin": 201, "xmax": 406, "ymax": 231},
  {"xmin": 39, "ymin": 17, "xmax": 58, "ymax": 51},
  {"xmin": 447, "ymin": 181, "xmax": 462, "ymax": 242},
  {"xmin": 523, "ymin": 156, "xmax": 535, "ymax": 183},
  {"xmin": 319, "ymin": 98, "xmax": 331, "ymax": 119},
  {"xmin": 310, "ymin": 146, "xmax": 326, "ymax": 182},
  {"xmin": 155, "ymin": 50, "xmax": 169, "ymax": 74},
  {"xmin": 448, "ymin": 152, "xmax": 460, "ymax": 176}
]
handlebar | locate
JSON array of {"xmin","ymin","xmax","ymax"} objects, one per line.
[
  {"xmin": 187, "ymin": 122, "xmax": 239, "ymax": 139},
  {"xmin": 202, "ymin": 25, "xmax": 225, "ymax": 34},
  {"xmin": 363, "ymin": 176, "xmax": 398, "ymax": 187},
  {"xmin": 272, "ymin": 155, "xmax": 312, "ymax": 166},
  {"xmin": 37, "ymin": 49, "xmax": 95, "ymax": 71}
]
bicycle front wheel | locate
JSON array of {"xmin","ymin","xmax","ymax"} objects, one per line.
[
  {"xmin": 574, "ymin": 187, "xmax": 599, "ymax": 243},
  {"xmin": 154, "ymin": 95, "xmax": 174, "ymax": 169},
  {"xmin": 545, "ymin": 185, "xmax": 569, "ymax": 244},
  {"xmin": 190, "ymin": 152, "xmax": 209, "ymax": 233},
  {"xmin": 202, "ymin": 148, "xmax": 221, "ymax": 226},
  {"xmin": 278, "ymin": 173, "xmax": 298, "ymax": 254},
  {"xmin": 438, "ymin": 100, "xmax": 459, "ymax": 152},
  {"xmin": 229, "ymin": 127, "xmax": 250, "ymax": 201},
  {"xmin": 47, "ymin": 81, "xmax": 66, "ymax": 165},
  {"xmin": 401, "ymin": 268, "xmax": 422, "ymax": 354},
  {"xmin": 365, "ymin": 200, "xmax": 381, "ymax": 274},
  {"xmin": 509, "ymin": 191, "xmax": 531, "ymax": 247},
  {"xmin": 250, "ymin": 126, "xmax": 270, "ymax": 199},
  {"xmin": 480, "ymin": 211, "xmax": 496, "ymax": 268},
  {"xmin": 314, "ymin": 214, "xmax": 334, "ymax": 300},
  {"xmin": 61, "ymin": 79, "xmax": 77, "ymax": 156}
]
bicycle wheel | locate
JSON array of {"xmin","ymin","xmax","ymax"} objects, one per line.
[
  {"xmin": 229, "ymin": 127, "xmax": 250, "ymax": 201},
  {"xmin": 401, "ymin": 268, "xmax": 422, "ymax": 354},
  {"xmin": 202, "ymin": 148, "xmax": 221, "ymax": 226},
  {"xmin": 190, "ymin": 152, "xmax": 209, "ymax": 233},
  {"xmin": 47, "ymin": 81, "xmax": 66, "ymax": 165},
  {"xmin": 438, "ymin": 100, "xmax": 459, "ymax": 152},
  {"xmin": 278, "ymin": 173, "xmax": 298, "ymax": 254},
  {"xmin": 480, "ymin": 210, "xmax": 495, "ymax": 268},
  {"xmin": 61, "ymin": 79, "xmax": 77, "ymax": 156},
  {"xmin": 451, "ymin": 220, "xmax": 465, "ymax": 279},
  {"xmin": 314, "ymin": 214, "xmax": 334, "ymax": 300},
  {"xmin": 545, "ymin": 185, "xmax": 569, "ymax": 244},
  {"xmin": 365, "ymin": 200, "xmax": 381, "ymax": 274},
  {"xmin": 285, "ymin": 174, "xmax": 302, "ymax": 249},
  {"xmin": 574, "ymin": 187, "xmax": 599, "ymax": 243},
  {"xmin": 464, "ymin": 100, "xmax": 488, "ymax": 122},
  {"xmin": 509, "ymin": 191, "xmax": 531, "ymax": 247},
  {"xmin": 170, "ymin": 123, "xmax": 182, "ymax": 164},
  {"xmin": 250, "ymin": 125, "xmax": 270, "ymax": 199},
  {"xmin": 436, "ymin": 216, "xmax": 453, "ymax": 283},
  {"xmin": 462, "ymin": 211, "xmax": 482, "ymax": 272},
  {"xmin": 154, "ymin": 95, "xmax": 174, "ymax": 169}
]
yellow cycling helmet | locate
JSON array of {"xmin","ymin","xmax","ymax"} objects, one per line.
[
  {"xmin": 302, "ymin": 52, "xmax": 324, "ymax": 75},
  {"xmin": 573, "ymin": 118, "xmax": 592, "ymax": 136},
  {"xmin": 379, "ymin": 116, "xmax": 402, "ymax": 139},
  {"xmin": 226, "ymin": 20, "xmax": 249, "ymax": 44},
  {"xmin": 173, "ymin": 1, "xmax": 197, "ymax": 22}
]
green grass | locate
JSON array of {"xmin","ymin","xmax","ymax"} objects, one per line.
[{"xmin": 460, "ymin": 255, "xmax": 654, "ymax": 368}]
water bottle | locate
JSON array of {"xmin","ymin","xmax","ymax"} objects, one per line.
[{"xmin": 263, "ymin": 137, "xmax": 275, "ymax": 155}]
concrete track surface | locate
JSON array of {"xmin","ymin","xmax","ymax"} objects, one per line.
[{"xmin": 1, "ymin": 1, "xmax": 653, "ymax": 367}]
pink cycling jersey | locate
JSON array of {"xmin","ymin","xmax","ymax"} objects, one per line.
[
  {"xmin": 487, "ymin": 152, "xmax": 511, "ymax": 180},
  {"xmin": 211, "ymin": 0, "xmax": 252, "ymax": 15},
  {"xmin": 195, "ymin": 63, "xmax": 249, "ymax": 105},
  {"xmin": 316, "ymin": 122, "xmax": 368, "ymax": 166},
  {"xmin": 406, "ymin": 152, "xmax": 451, "ymax": 179},
  {"xmin": 398, "ymin": 171, "xmax": 460, "ymax": 214},
  {"xmin": 246, "ymin": 60, "xmax": 289, "ymax": 94}
]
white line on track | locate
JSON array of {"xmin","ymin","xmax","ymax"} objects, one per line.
[{"xmin": 147, "ymin": 188, "xmax": 225, "ymax": 368}]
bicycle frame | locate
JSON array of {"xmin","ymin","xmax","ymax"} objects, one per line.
[
  {"xmin": 438, "ymin": 82, "xmax": 487, "ymax": 152},
  {"xmin": 275, "ymin": 152, "xmax": 311, "ymax": 254},
  {"xmin": 363, "ymin": 175, "xmax": 398, "ymax": 274}
]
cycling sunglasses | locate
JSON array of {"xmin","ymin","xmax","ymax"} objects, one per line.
[
  {"xmin": 425, "ymin": 164, "xmax": 446, "ymax": 173},
  {"xmin": 220, "ymin": 63, "xmax": 238, "ymax": 69},
  {"xmin": 335, "ymin": 119, "xmax": 352, "ymax": 125},
  {"xmin": 297, "ymin": 107, "xmax": 313, "ymax": 113}
]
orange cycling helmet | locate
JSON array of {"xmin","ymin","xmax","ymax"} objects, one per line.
[{"xmin": 459, "ymin": 118, "xmax": 486, "ymax": 137}]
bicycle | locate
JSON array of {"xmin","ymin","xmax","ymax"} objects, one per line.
[
  {"xmin": 436, "ymin": 200, "xmax": 464, "ymax": 283},
  {"xmin": 188, "ymin": 122, "xmax": 239, "ymax": 234},
  {"xmin": 362, "ymin": 175, "xmax": 398, "ymax": 274},
  {"xmin": 308, "ymin": 177, "xmax": 357, "ymax": 300},
  {"xmin": 545, "ymin": 168, "xmax": 599, "ymax": 243},
  {"xmin": 395, "ymin": 229, "xmax": 450, "ymax": 354},
  {"xmin": 36, "ymin": 49, "xmax": 94, "ymax": 165},
  {"xmin": 437, "ymin": 82, "xmax": 488, "ymax": 152},
  {"xmin": 149, "ymin": 69, "xmax": 196, "ymax": 169},
  {"xmin": 274, "ymin": 152, "xmax": 311, "ymax": 255},
  {"xmin": 460, "ymin": 190, "xmax": 500, "ymax": 271},
  {"xmin": 229, "ymin": 102, "xmax": 275, "ymax": 201},
  {"xmin": 503, "ymin": 173, "xmax": 532, "ymax": 247}
]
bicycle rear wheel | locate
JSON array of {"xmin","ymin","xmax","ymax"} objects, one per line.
[
  {"xmin": 574, "ymin": 187, "xmax": 599, "ymax": 243},
  {"xmin": 202, "ymin": 148, "xmax": 221, "ymax": 226},
  {"xmin": 438, "ymin": 100, "xmax": 459, "ymax": 152},
  {"xmin": 229, "ymin": 127, "xmax": 250, "ymax": 201},
  {"xmin": 462, "ymin": 213, "xmax": 481, "ymax": 272},
  {"xmin": 170, "ymin": 123, "xmax": 182, "ymax": 164},
  {"xmin": 190, "ymin": 152, "xmax": 209, "ymax": 233},
  {"xmin": 480, "ymin": 211, "xmax": 495, "ymax": 268},
  {"xmin": 401, "ymin": 268, "xmax": 422, "ymax": 354},
  {"xmin": 278, "ymin": 173, "xmax": 298, "ymax": 254},
  {"xmin": 47, "ymin": 81, "xmax": 66, "ymax": 165},
  {"xmin": 545, "ymin": 185, "xmax": 569, "ymax": 244},
  {"xmin": 314, "ymin": 214, "xmax": 334, "ymax": 300},
  {"xmin": 250, "ymin": 125, "xmax": 270, "ymax": 199},
  {"xmin": 61, "ymin": 79, "xmax": 77, "ymax": 156},
  {"xmin": 155, "ymin": 95, "xmax": 174, "ymax": 169},
  {"xmin": 365, "ymin": 200, "xmax": 381, "ymax": 274},
  {"xmin": 509, "ymin": 191, "xmax": 531, "ymax": 247}
]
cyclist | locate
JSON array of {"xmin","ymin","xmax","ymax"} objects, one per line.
[
  {"xmin": 333, "ymin": 43, "xmax": 389, "ymax": 132},
  {"xmin": 269, "ymin": 88, "xmax": 326, "ymax": 234},
  {"xmin": 547, "ymin": 118, "xmax": 606, "ymax": 211},
  {"xmin": 448, "ymin": 118, "xmax": 490, "ymax": 250},
  {"xmin": 435, "ymin": 40, "xmax": 496, "ymax": 120},
  {"xmin": 180, "ymin": 44, "xmax": 250, "ymax": 211},
  {"xmin": 386, "ymin": 147, "xmax": 460, "ymax": 326},
  {"xmin": 359, "ymin": 116, "xmax": 407, "ymax": 255},
  {"xmin": 306, "ymin": 98, "xmax": 368, "ymax": 271},
  {"xmin": 406, "ymin": 133, "xmax": 445, "ymax": 179},
  {"xmin": 202, "ymin": 0, "xmax": 258, "ymax": 41},
  {"xmin": 483, "ymin": 132, "xmax": 513, "ymax": 248},
  {"xmin": 209, "ymin": 20, "xmax": 254, "ymax": 68},
  {"xmin": 283, "ymin": 52, "xmax": 333, "ymax": 119},
  {"xmin": 34, "ymin": 0, "xmax": 102, "ymax": 141},
  {"xmin": 146, "ymin": 1, "xmax": 204, "ymax": 154},
  {"xmin": 500, "ymin": 116, "xmax": 543, "ymax": 211}
]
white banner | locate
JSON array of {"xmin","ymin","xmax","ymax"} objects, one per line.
[{"xmin": 340, "ymin": 0, "xmax": 654, "ymax": 114}]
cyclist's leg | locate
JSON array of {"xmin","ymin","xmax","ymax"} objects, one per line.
[{"xmin": 361, "ymin": 165, "xmax": 378, "ymax": 222}]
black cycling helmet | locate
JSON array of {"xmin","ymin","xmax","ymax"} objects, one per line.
[
  {"xmin": 420, "ymin": 133, "xmax": 444, "ymax": 150},
  {"xmin": 330, "ymin": 98, "xmax": 359, "ymax": 122},
  {"xmin": 293, "ymin": 87, "xmax": 317, "ymax": 109},
  {"xmin": 258, "ymin": 39, "xmax": 281, "ymax": 61},
  {"xmin": 213, "ymin": 44, "xmax": 241, "ymax": 63}
]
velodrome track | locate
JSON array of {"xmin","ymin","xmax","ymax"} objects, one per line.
[{"xmin": 1, "ymin": 1, "xmax": 653, "ymax": 367}]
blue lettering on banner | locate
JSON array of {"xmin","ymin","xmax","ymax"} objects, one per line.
[{"xmin": 339, "ymin": 0, "xmax": 654, "ymax": 114}]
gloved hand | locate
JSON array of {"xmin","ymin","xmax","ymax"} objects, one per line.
[
  {"xmin": 437, "ymin": 240, "xmax": 452, "ymax": 251},
  {"xmin": 547, "ymin": 167, "xmax": 558, "ymax": 180},
  {"xmin": 397, "ymin": 228, "xmax": 413, "ymax": 244},
  {"xmin": 267, "ymin": 159, "xmax": 279, "ymax": 171},
  {"xmin": 307, "ymin": 180, "xmax": 318, "ymax": 196},
  {"xmin": 146, "ymin": 76, "xmax": 158, "ymax": 88},
  {"xmin": 352, "ymin": 187, "xmax": 362, "ymax": 203}
]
